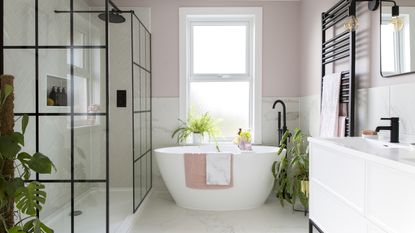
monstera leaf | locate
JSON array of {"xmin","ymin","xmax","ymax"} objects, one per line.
[
  {"xmin": 7, "ymin": 219, "xmax": 53, "ymax": 233},
  {"xmin": 23, "ymin": 219, "xmax": 54, "ymax": 233},
  {"xmin": 28, "ymin": 153, "xmax": 55, "ymax": 174},
  {"xmin": 15, "ymin": 182, "xmax": 47, "ymax": 216}
]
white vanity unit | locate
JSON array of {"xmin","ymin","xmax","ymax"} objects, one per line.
[{"xmin": 308, "ymin": 137, "xmax": 415, "ymax": 233}]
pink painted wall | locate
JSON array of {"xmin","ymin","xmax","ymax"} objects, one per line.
[
  {"xmin": 299, "ymin": 0, "xmax": 415, "ymax": 97},
  {"xmin": 117, "ymin": 0, "xmax": 301, "ymax": 97}
]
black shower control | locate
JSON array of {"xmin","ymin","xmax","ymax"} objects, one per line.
[{"xmin": 117, "ymin": 90, "xmax": 127, "ymax": 108}]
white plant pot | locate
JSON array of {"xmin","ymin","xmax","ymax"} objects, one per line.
[{"xmin": 193, "ymin": 133, "xmax": 203, "ymax": 145}]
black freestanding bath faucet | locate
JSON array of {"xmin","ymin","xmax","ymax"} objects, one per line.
[
  {"xmin": 272, "ymin": 100, "xmax": 288, "ymax": 145},
  {"xmin": 376, "ymin": 117, "xmax": 400, "ymax": 143}
]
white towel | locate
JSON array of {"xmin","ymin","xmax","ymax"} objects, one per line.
[
  {"xmin": 206, "ymin": 153, "xmax": 232, "ymax": 185},
  {"xmin": 320, "ymin": 72, "xmax": 342, "ymax": 137}
]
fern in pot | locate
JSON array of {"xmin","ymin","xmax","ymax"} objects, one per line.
[
  {"xmin": 272, "ymin": 128, "xmax": 309, "ymax": 212},
  {"xmin": 172, "ymin": 112, "xmax": 219, "ymax": 145}
]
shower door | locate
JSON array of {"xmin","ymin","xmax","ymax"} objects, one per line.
[
  {"xmin": 1, "ymin": 0, "xmax": 110, "ymax": 232},
  {"xmin": 131, "ymin": 13, "xmax": 152, "ymax": 213}
]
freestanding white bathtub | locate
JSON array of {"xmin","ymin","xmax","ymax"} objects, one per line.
[{"xmin": 154, "ymin": 145, "xmax": 280, "ymax": 211}]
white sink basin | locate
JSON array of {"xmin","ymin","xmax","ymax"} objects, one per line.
[{"xmin": 316, "ymin": 137, "xmax": 415, "ymax": 167}]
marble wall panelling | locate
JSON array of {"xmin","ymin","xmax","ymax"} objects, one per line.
[
  {"xmin": 152, "ymin": 97, "xmax": 180, "ymax": 191},
  {"xmin": 299, "ymin": 95, "xmax": 320, "ymax": 137},
  {"xmin": 390, "ymin": 83, "xmax": 415, "ymax": 136},
  {"xmin": 356, "ymin": 87, "xmax": 390, "ymax": 134},
  {"xmin": 262, "ymin": 97, "xmax": 300, "ymax": 146}
]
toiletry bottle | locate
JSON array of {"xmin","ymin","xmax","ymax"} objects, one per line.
[
  {"xmin": 49, "ymin": 86, "xmax": 57, "ymax": 106},
  {"xmin": 62, "ymin": 87, "xmax": 68, "ymax": 106},
  {"xmin": 56, "ymin": 87, "xmax": 62, "ymax": 106}
]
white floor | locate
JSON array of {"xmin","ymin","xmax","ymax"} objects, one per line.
[
  {"xmin": 45, "ymin": 188, "xmax": 133, "ymax": 233},
  {"xmin": 127, "ymin": 191, "xmax": 309, "ymax": 233}
]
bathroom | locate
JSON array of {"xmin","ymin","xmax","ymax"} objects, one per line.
[{"xmin": 0, "ymin": 0, "xmax": 414, "ymax": 232}]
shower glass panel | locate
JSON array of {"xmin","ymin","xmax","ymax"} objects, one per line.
[
  {"xmin": 2, "ymin": 0, "xmax": 109, "ymax": 232},
  {"xmin": 132, "ymin": 14, "xmax": 152, "ymax": 213}
]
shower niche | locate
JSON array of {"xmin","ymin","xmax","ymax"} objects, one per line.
[{"xmin": 46, "ymin": 75, "xmax": 69, "ymax": 107}]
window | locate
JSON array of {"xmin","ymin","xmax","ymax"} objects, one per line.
[{"xmin": 180, "ymin": 8, "xmax": 262, "ymax": 142}]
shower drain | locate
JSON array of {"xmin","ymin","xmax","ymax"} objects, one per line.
[{"xmin": 70, "ymin": 210, "xmax": 83, "ymax": 216}]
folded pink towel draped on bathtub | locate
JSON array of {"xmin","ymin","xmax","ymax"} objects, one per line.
[{"xmin": 184, "ymin": 153, "xmax": 234, "ymax": 189}]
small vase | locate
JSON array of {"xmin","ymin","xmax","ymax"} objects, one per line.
[
  {"xmin": 239, "ymin": 140, "xmax": 252, "ymax": 151},
  {"xmin": 193, "ymin": 133, "xmax": 203, "ymax": 145}
]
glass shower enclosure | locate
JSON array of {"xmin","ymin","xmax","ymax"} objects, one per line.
[{"xmin": 1, "ymin": 0, "xmax": 154, "ymax": 232}]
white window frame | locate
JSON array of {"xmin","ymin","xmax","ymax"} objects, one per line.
[{"xmin": 179, "ymin": 7, "xmax": 263, "ymax": 143}]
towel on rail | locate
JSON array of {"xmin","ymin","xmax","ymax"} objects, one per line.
[{"xmin": 320, "ymin": 72, "xmax": 342, "ymax": 137}]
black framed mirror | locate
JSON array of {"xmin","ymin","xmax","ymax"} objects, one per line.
[{"xmin": 380, "ymin": 0, "xmax": 415, "ymax": 77}]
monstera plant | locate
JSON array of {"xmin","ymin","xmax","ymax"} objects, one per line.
[{"xmin": 0, "ymin": 76, "xmax": 55, "ymax": 233}]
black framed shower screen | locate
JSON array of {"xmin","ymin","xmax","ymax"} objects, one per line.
[
  {"xmin": 1, "ymin": 0, "xmax": 153, "ymax": 230},
  {"xmin": 1, "ymin": 0, "xmax": 110, "ymax": 232},
  {"xmin": 130, "ymin": 12, "xmax": 152, "ymax": 213}
]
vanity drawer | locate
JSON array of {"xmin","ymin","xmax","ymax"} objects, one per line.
[
  {"xmin": 366, "ymin": 162, "xmax": 415, "ymax": 233},
  {"xmin": 310, "ymin": 144, "xmax": 365, "ymax": 212},
  {"xmin": 310, "ymin": 180, "xmax": 367, "ymax": 233}
]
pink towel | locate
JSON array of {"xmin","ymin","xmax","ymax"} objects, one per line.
[
  {"xmin": 338, "ymin": 116, "xmax": 347, "ymax": 137},
  {"xmin": 184, "ymin": 153, "xmax": 233, "ymax": 189}
]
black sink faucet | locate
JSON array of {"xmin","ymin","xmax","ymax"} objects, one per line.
[
  {"xmin": 375, "ymin": 117, "xmax": 400, "ymax": 143},
  {"xmin": 272, "ymin": 100, "xmax": 288, "ymax": 145}
]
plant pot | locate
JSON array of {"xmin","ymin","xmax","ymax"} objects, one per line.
[
  {"xmin": 192, "ymin": 133, "xmax": 203, "ymax": 145},
  {"xmin": 300, "ymin": 180, "xmax": 309, "ymax": 198}
]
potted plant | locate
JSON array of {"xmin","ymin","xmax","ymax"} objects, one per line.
[
  {"xmin": 0, "ymin": 76, "xmax": 55, "ymax": 233},
  {"xmin": 272, "ymin": 128, "xmax": 309, "ymax": 213},
  {"xmin": 172, "ymin": 112, "xmax": 218, "ymax": 145}
]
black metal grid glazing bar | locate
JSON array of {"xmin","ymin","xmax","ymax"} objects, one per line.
[
  {"xmin": 34, "ymin": 0, "xmax": 40, "ymax": 219},
  {"xmin": 105, "ymin": 0, "xmax": 110, "ymax": 231}
]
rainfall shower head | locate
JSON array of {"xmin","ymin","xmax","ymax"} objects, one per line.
[{"xmin": 98, "ymin": 10, "xmax": 126, "ymax": 23}]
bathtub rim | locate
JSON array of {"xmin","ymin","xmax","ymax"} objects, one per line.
[{"xmin": 154, "ymin": 145, "xmax": 280, "ymax": 155}]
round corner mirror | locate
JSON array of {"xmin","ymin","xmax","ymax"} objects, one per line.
[{"xmin": 380, "ymin": 0, "xmax": 415, "ymax": 77}]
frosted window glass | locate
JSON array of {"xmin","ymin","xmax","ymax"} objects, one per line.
[
  {"xmin": 192, "ymin": 25, "xmax": 247, "ymax": 74},
  {"xmin": 190, "ymin": 82, "xmax": 250, "ymax": 138}
]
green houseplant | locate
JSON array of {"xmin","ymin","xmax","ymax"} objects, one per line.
[
  {"xmin": 272, "ymin": 128, "xmax": 309, "ymax": 211},
  {"xmin": 172, "ymin": 112, "xmax": 219, "ymax": 144},
  {"xmin": 0, "ymin": 76, "xmax": 55, "ymax": 233}
]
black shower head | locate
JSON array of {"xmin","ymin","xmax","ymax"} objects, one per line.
[{"xmin": 98, "ymin": 11, "xmax": 126, "ymax": 23}]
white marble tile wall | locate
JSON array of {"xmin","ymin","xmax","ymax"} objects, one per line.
[
  {"xmin": 262, "ymin": 97, "xmax": 300, "ymax": 146},
  {"xmin": 356, "ymin": 87, "xmax": 390, "ymax": 134},
  {"xmin": 299, "ymin": 95, "xmax": 320, "ymax": 137},
  {"xmin": 152, "ymin": 97, "xmax": 301, "ymax": 190},
  {"xmin": 390, "ymin": 83, "xmax": 415, "ymax": 136},
  {"xmin": 300, "ymin": 82, "xmax": 415, "ymax": 140}
]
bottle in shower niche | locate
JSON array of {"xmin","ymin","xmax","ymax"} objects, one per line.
[
  {"xmin": 56, "ymin": 87, "xmax": 62, "ymax": 106},
  {"xmin": 48, "ymin": 86, "xmax": 57, "ymax": 106},
  {"xmin": 61, "ymin": 87, "xmax": 68, "ymax": 106}
]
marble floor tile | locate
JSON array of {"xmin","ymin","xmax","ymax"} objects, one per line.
[{"xmin": 128, "ymin": 191, "xmax": 308, "ymax": 233}]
